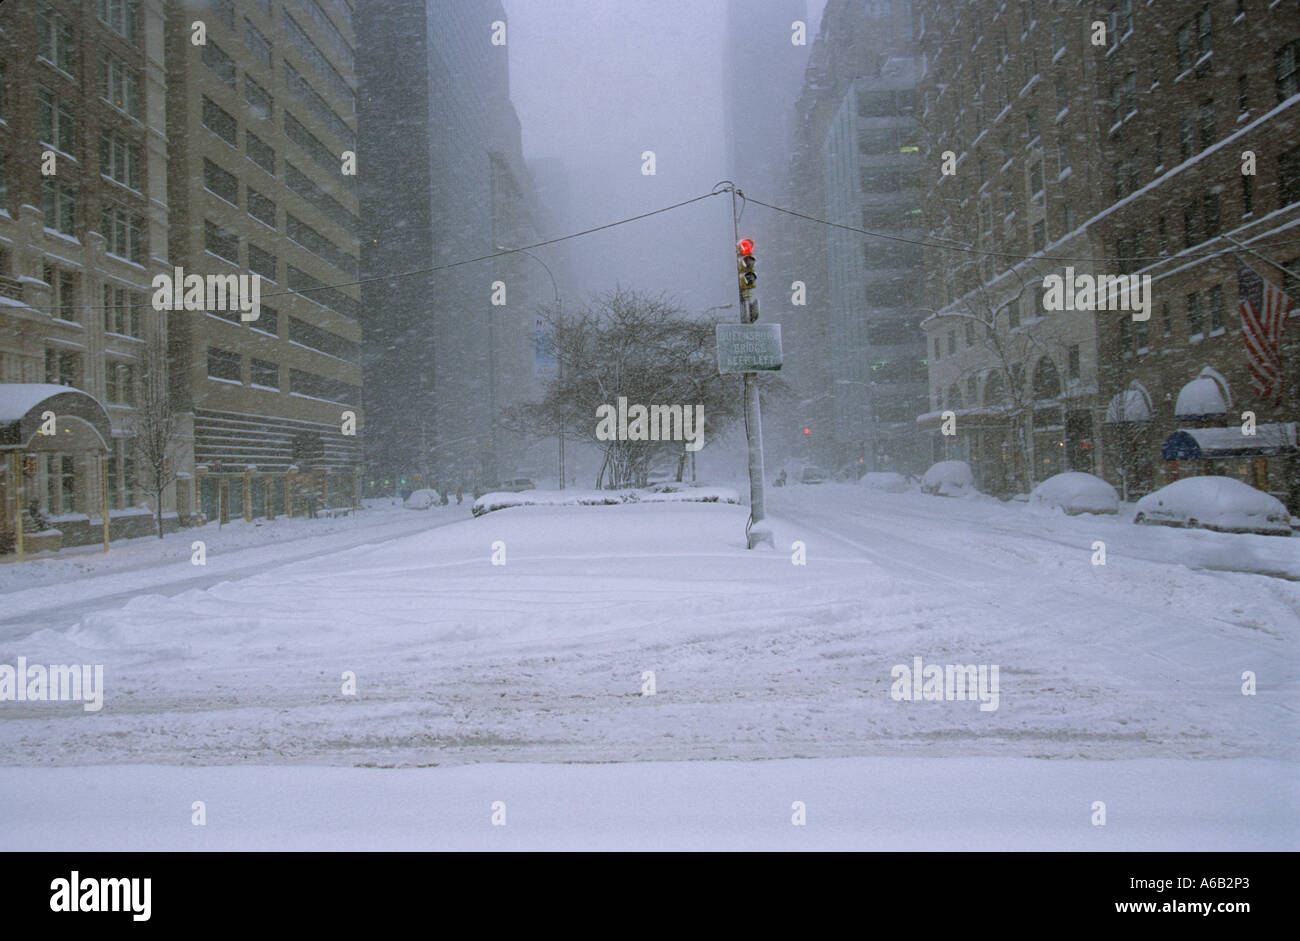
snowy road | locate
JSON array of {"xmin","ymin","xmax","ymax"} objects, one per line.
[{"xmin": 2, "ymin": 484, "xmax": 1295, "ymax": 768}]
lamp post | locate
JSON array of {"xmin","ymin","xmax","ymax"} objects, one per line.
[{"xmin": 497, "ymin": 245, "xmax": 564, "ymax": 488}]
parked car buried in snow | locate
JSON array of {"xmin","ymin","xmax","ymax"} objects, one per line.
[
  {"xmin": 1029, "ymin": 472, "xmax": 1120, "ymax": 515},
  {"xmin": 920, "ymin": 460, "xmax": 977, "ymax": 497},
  {"xmin": 800, "ymin": 466, "xmax": 828, "ymax": 484},
  {"xmin": 860, "ymin": 471, "xmax": 908, "ymax": 493},
  {"xmin": 403, "ymin": 488, "xmax": 442, "ymax": 510},
  {"xmin": 1133, "ymin": 476, "xmax": 1292, "ymax": 536}
]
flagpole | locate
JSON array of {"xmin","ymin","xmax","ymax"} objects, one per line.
[{"xmin": 1223, "ymin": 236, "xmax": 1300, "ymax": 283}]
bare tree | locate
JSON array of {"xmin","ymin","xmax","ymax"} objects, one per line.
[
  {"xmin": 131, "ymin": 331, "xmax": 183, "ymax": 538},
  {"xmin": 503, "ymin": 287, "xmax": 783, "ymax": 489}
]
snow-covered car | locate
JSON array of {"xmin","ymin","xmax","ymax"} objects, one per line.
[
  {"xmin": 1133, "ymin": 477, "xmax": 1292, "ymax": 536},
  {"xmin": 860, "ymin": 471, "xmax": 908, "ymax": 493},
  {"xmin": 920, "ymin": 460, "xmax": 977, "ymax": 497},
  {"xmin": 800, "ymin": 466, "xmax": 828, "ymax": 484},
  {"xmin": 403, "ymin": 488, "xmax": 441, "ymax": 509},
  {"xmin": 1029, "ymin": 472, "xmax": 1120, "ymax": 515}
]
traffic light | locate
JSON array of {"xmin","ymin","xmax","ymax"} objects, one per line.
[
  {"xmin": 736, "ymin": 237, "xmax": 756, "ymax": 296},
  {"xmin": 803, "ymin": 427, "xmax": 811, "ymax": 436}
]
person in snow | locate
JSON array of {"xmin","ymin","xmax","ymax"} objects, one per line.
[
  {"xmin": 456, "ymin": 485, "xmax": 464, "ymax": 505},
  {"xmin": 775, "ymin": 469, "xmax": 787, "ymax": 487}
]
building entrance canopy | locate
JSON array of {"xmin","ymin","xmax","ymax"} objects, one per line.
[{"xmin": 0, "ymin": 384, "xmax": 113, "ymax": 454}]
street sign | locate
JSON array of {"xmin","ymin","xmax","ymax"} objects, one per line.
[
  {"xmin": 716, "ymin": 323, "xmax": 782, "ymax": 374},
  {"xmin": 534, "ymin": 316, "xmax": 557, "ymax": 379}
]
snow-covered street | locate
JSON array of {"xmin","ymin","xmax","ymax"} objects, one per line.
[{"xmin": 2, "ymin": 486, "xmax": 1296, "ymax": 848}]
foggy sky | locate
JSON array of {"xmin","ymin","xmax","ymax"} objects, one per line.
[{"xmin": 502, "ymin": 0, "xmax": 828, "ymax": 316}]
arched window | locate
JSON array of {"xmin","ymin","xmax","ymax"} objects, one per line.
[
  {"xmin": 1032, "ymin": 357, "xmax": 1061, "ymax": 400},
  {"xmin": 947, "ymin": 384, "xmax": 962, "ymax": 408},
  {"xmin": 984, "ymin": 370, "xmax": 1005, "ymax": 405}
]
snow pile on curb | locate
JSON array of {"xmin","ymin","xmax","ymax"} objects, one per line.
[{"xmin": 472, "ymin": 486, "xmax": 740, "ymax": 517}]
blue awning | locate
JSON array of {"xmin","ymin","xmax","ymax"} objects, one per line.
[{"xmin": 1161, "ymin": 430, "xmax": 1201, "ymax": 460}]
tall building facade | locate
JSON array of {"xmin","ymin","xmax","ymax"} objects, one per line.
[
  {"xmin": 771, "ymin": 0, "xmax": 926, "ymax": 473},
  {"xmin": 164, "ymin": 0, "xmax": 363, "ymax": 521},
  {"xmin": 914, "ymin": 0, "xmax": 1300, "ymax": 506},
  {"xmin": 357, "ymin": 0, "xmax": 544, "ymax": 493},
  {"xmin": 1, "ymin": 0, "xmax": 172, "ymax": 550}
]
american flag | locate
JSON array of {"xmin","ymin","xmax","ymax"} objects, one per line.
[{"xmin": 1236, "ymin": 256, "xmax": 1293, "ymax": 405}]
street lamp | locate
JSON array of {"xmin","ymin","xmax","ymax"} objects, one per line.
[{"xmin": 496, "ymin": 245, "xmax": 564, "ymax": 488}]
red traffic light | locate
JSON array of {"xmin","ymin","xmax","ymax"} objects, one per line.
[
  {"xmin": 737, "ymin": 238, "xmax": 754, "ymax": 255},
  {"xmin": 803, "ymin": 427, "xmax": 811, "ymax": 435}
]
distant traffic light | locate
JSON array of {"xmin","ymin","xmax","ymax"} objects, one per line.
[
  {"xmin": 736, "ymin": 237, "xmax": 756, "ymax": 296},
  {"xmin": 803, "ymin": 427, "xmax": 811, "ymax": 436}
]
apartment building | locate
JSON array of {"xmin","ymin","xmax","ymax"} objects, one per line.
[
  {"xmin": 1, "ymin": 0, "xmax": 171, "ymax": 551},
  {"xmin": 164, "ymin": 0, "xmax": 363, "ymax": 522}
]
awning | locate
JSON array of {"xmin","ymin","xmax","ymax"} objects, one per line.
[
  {"xmin": 1174, "ymin": 366, "xmax": 1231, "ymax": 420},
  {"xmin": 1161, "ymin": 423, "xmax": 1299, "ymax": 460},
  {"xmin": 0, "ymin": 384, "xmax": 113, "ymax": 453},
  {"xmin": 1104, "ymin": 382, "xmax": 1152, "ymax": 423}
]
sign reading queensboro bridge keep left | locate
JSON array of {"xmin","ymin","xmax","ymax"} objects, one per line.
[{"xmin": 716, "ymin": 323, "xmax": 783, "ymax": 374}]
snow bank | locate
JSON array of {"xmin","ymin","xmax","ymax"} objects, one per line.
[{"xmin": 472, "ymin": 486, "xmax": 739, "ymax": 517}]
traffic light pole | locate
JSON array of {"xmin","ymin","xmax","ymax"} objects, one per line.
[{"xmin": 730, "ymin": 186, "xmax": 773, "ymax": 550}]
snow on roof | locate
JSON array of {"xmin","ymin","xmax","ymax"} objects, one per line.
[
  {"xmin": 0, "ymin": 383, "xmax": 98, "ymax": 423},
  {"xmin": 1175, "ymin": 367, "xmax": 1231, "ymax": 419}
]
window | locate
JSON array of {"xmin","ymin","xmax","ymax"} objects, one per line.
[
  {"xmin": 100, "ymin": 130, "xmax": 141, "ymax": 190},
  {"xmin": 244, "ymin": 20, "xmax": 272, "ymax": 69},
  {"xmin": 1208, "ymin": 284, "xmax": 1226, "ymax": 333},
  {"xmin": 1197, "ymin": 99, "xmax": 1216, "ymax": 151},
  {"xmin": 1158, "ymin": 216, "xmax": 1168, "ymax": 253},
  {"xmin": 1202, "ymin": 192, "xmax": 1221, "ymax": 238},
  {"xmin": 37, "ymin": 5, "xmax": 76, "ymax": 73},
  {"xmin": 98, "ymin": 0, "xmax": 137, "ymax": 42},
  {"xmin": 1278, "ymin": 40, "xmax": 1300, "ymax": 102},
  {"xmin": 288, "ymin": 265, "xmax": 358, "ymax": 319},
  {"xmin": 204, "ymin": 220, "xmax": 239, "ymax": 263},
  {"xmin": 247, "ymin": 131, "xmax": 275, "ymax": 174},
  {"xmin": 1180, "ymin": 114, "xmax": 1194, "ymax": 162},
  {"xmin": 246, "ymin": 76, "xmax": 273, "ymax": 121},
  {"xmin": 1054, "ymin": 71, "xmax": 1068, "ymax": 114},
  {"xmin": 1057, "ymin": 135, "xmax": 1071, "ymax": 176},
  {"xmin": 1186, "ymin": 291, "xmax": 1204, "ymax": 339},
  {"xmin": 286, "ymin": 213, "xmax": 356, "ymax": 277},
  {"xmin": 281, "ymin": 9, "xmax": 355, "ymax": 112},
  {"xmin": 202, "ymin": 40, "xmax": 236, "ymax": 89},
  {"xmin": 1032, "ymin": 219, "xmax": 1046, "ymax": 252},
  {"xmin": 203, "ymin": 158, "xmax": 238, "ymax": 205},
  {"xmin": 978, "ymin": 199, "xmax": 992, "ymax": 235},
  {"xmin": 248, "ymin": 188, "xmax": 276, "ymax": 227},
  {"xmin": 250, "ymin": 358, "xmax": 279, "ymax": 389},
  {"xmin": 202, "ymin": 96, "xmax": 237, "ymax": 146},
  {"xmin": 253, "ymin": 304, "xmax": 279, "ymax": 336},
  {"xmin": 99, "ymin": 52, "xmax": 142, "ymax": 119},
  {"xmin": 1184, "ymin": 202, "xmax": 1200, "ymax": 247},
  {"xmin": 0, "ymin": 154, "xmax": 8, "ymax": 214},
  {"xmin": 1008, "ymin": 302, "xmax": 1021, "ymax": 330},
  {"xmin": 1122, "ymin": 71, "xmax": 1136, "ymax": 117},
  {"xmin": 965, "ymin": 322, "xmax": 976, "ymax": 347},
  {"xmin": 38, "ymin": 89, "xmax": 77, "ymax": 156},
  {"xmin": 207, "ymin": 347, "xmax": 242, "ymax": 383},
  {"xmin": 1177, "ymin": 23, "xmax": 1193, "ymax": 73},
  {"xmin": 1118, "ymin": 0, "xmax": 1132, "ymax": 36},
  {"xmin": 1067, "ymin": 345, "xmax": 1080, "ymax": 380},
  {"xmin": 1161, "ymin": 302, "xmax": 1172, "ymax": 337},
  {"xmin": 41, "ymin": 179, "xmax": 76, "ymax": 234},
  {"xmin": 1153, "ymin": 130, "xmax": 1164, "ymax": 169},
  {"xmin": 1282, "ymin": 145, "xmax": 1300, "ymax": 206},
  {"xmin": 947, "ymin": 332, "xmax": 956, "ymax": 356},
  {"xmin": 1135, "ymin": 317, "xmax": 1149, "ymax": 352},
  {"xmin": 1025, "ymin": 108, "xmax": 1040, "ymax": 143},
  {"xmin": 1029, "ymin": 159, "xmax": 1044, "ymax": 198},
  {"xmin": 1196, "ymin": 8, "xmax": 1212, "ymax": 59},
  {"xmin": 248, "ymin": 243, "xmax": 277, "ymax": 281},
  {"xmin": 57, "ymin": 270, "xmax": 77, "ymax": 320},
  {"xmin": 1242, "ymin": 172, "xmax": 1254, "ymax": 214},
  {"xmin": 101, "ymin": 205, "xmax": 143, "ymax": 261},
  {"xmin": 103, "ymin": 283, "xmax": 142, "ymax": 337},
  {"xmin": 932, "ymin": 336, "xmax": 941, "ymax": 362},
  {"xmin": 44, "ymin": 348, "xmax": 79, "ymax": 386},
  {"xmin": 105, "ymin": 361, "xmax": 135, "ymax": 406},
  {"xmin": 281, "ymin": 62, "xmax": 355, "ymax": 152},
  {"xmin": 289, "ymin": 368, "xmax": 357, "ymax": 405},
  {"xmin": 1238, "ymin": 74, "xmax": 1250, "ymax": 116}
]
